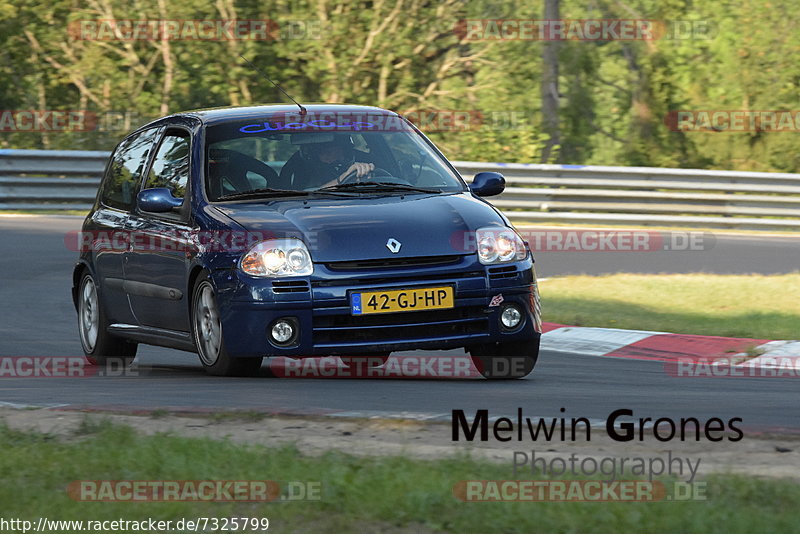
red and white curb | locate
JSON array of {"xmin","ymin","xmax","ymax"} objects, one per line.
[{"xmin": 540, "ymin": 323, "xmax": 800, "ymax": 370}]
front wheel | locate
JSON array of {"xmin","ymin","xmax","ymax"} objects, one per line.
[
  {"xmin": 192, "ymin": 273, "xmax": 262, "ymax": 377},
  {"xmin": 470, "ymin": 338, "xmax": 539, "ymax": 379},
  {"xmin": 78, "ymin": 271, "xmax": 137, "ymax": 367}
]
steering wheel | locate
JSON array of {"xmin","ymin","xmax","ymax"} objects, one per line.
[{"xmin": 338, "ymin": 166, "xmax": 403, "ymax": 185}]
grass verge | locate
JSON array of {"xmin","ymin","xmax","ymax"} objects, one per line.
[
  {"xmin": 1, "ymin": 421, "xmax": 799, "ymax": 533},
  {"xmin": 539, "ymin": 273, "xmax": 800, "ymax": 339}
]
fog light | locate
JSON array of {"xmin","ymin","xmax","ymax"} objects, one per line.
[
  {"xmin": 271, "ymin": 319, "xmax": 295, "ymax": 344},
  {"xmin": 500, "ymin": 305, "xmax": 523, "ymax": 329}
]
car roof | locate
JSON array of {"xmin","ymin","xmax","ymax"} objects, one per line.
[{"xmin": 149, "ymin": 104, "xmax": 400, "ymax": 128}]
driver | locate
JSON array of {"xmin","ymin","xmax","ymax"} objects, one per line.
[{"xmin": 283, "ymin": 134, "xmax": 374, "ymax": 190}]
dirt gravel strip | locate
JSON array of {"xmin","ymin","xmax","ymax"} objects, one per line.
[{"xmin": 1, "ymin": 405, "xmax": 798, "ymax": 481}]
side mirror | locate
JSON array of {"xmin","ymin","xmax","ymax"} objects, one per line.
[
  {"xmin": 137, "ymin": 188, "xmax": 183, "ymax": 213},
  {"xmin": 469, "ymin": 172, "xmax": 505, "ymax": 197}
]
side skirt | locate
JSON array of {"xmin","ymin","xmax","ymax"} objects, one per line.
[{"xmin": 107, "ymin": 323, "xmax": 196, "ymax": 352}]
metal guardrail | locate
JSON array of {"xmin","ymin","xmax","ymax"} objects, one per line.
[
  {"xmin": 0, "ymin": 149, "xmax": 107, "ymax": 211},
  {"xmin": 457, "ymin": 161, "xmax": 800, "ymax": 229},
  {"xmin": 2, "ymin": 149, "xmax": 799, "ymax": 229}
]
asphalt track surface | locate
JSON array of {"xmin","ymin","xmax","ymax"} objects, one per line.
[{"xmin": 0, "ymin": 215, "xmax": 798, "ymax": 432}]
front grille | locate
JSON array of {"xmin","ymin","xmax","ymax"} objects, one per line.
[
  {"xmin": 325, "ymin": 255, "xmax": 463, "ymax": 271},
  {"xmin": 488, "ymin": 265, "xmax": 518, "ymax": 280},
  {"xmin": 313, "ymin": 305, "xmax": 488, "ymax": 345},
  {"xmin": 312, "ymin": 270, "xmax": 484, "ymax": 288},
  {"xmin": 272, "ymin": 280, "xmax": 310, "ymax": 293}
]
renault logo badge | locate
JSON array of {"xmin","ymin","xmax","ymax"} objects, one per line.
[{"xmin": 386, "ymin": 238, "xmax": 402, "ymax": 253}]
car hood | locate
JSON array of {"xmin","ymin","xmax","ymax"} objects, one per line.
[{"xmin": 212, "ymin": 193, "xmax": 506, "ymax": 263}]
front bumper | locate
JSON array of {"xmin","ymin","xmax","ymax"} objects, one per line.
[{"xmin": 213, "ymin": 254, "xmax": 540, "ymax": 358}]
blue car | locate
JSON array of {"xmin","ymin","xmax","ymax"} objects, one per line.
[{"xmin": 72, "ymin": 105, "xmax": 541, "ymax": 378}]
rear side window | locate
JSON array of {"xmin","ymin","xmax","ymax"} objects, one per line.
[
  {"xmin": 144, "ymin": 130, "xmax": 190, "ymax": 199},
  {"xmin": 101, "ymin": 128, "xmax": 160, "ymax": 210}
]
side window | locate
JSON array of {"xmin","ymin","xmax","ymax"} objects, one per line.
[
  {"xmin": 101, "ymin": 128, "xmax": 160, "ymax": 210},
  {"xmin": 144, "ymin": 131, "xmax": 190, "ymax": 199}
]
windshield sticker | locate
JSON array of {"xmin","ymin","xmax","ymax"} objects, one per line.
[{"xmin": 239, "ymin": 120, "xmax": 376, "ymax": 134}]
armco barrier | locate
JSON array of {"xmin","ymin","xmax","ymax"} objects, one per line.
[{"xmin": 1, "ymin": 149, "xmax": 799, "ymax": 229}]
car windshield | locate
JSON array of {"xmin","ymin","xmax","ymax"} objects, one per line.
[{"xmin": 204, "ymin": 113, "xmax": 466, "ymax": 201}]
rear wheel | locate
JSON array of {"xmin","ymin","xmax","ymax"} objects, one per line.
[
  {"xmin": 470, "ymin": 339, "xmax": 539, "ymax": 379},
  {"xmin": 78, "ymin": 271, "xmax": 137, "ymax": 367},
  {"xmin": 192, "ymin": 273, "xmax": 262, "ymax": 377}
]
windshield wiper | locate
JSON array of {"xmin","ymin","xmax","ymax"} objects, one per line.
[
  {"xmin": 316, "ymin": 181, "xmax": 441, "ymax": 194},
  {"xmin": 215, "ymin": 188, "xmax": 313, "ymax": 201}
]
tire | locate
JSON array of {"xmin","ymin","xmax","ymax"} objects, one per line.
[
  {"xmin": 470, "ymin": 338, "xmax": 539, "ymax": 379},
  {"xmin": 78, "ymin": 271, "xmax": 137, "ymax": 367},
  {"xmin": 191, "ymin": 272, "xmax": 262, "ymax": 377}
]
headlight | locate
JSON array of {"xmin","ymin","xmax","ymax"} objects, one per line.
[
  {"xmin": 240, "ymin": 239, "xmax": 313, "ymax": 277},
  {"xmin": 475, "ymin": 227, "xmax": 527, "ymax": 265}
]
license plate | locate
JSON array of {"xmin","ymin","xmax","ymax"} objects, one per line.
[{"xmin": 350, "ymin": 286, "xmax": 454, "ymax": 315}]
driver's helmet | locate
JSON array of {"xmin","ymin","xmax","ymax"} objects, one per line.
[{"xmin": 293, "ymin": 133, "xmax": 355, "ymax": 175}]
